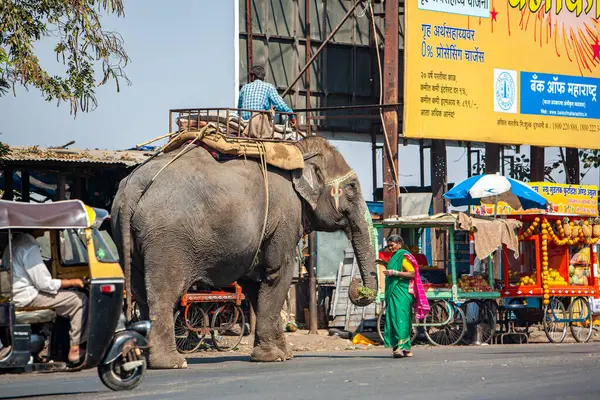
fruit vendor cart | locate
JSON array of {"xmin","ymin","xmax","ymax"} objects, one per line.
[
  {"xmin": 374, "ymin": 214, "xmax": 501, "ymax": 346},
  {"xmin": 500, "ymin": 212, "xmax": 599, "ymax": 343}
]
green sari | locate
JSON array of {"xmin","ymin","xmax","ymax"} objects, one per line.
[{"xmin": 383, "ymin": 248, "xmax": 415, "ymax": 351}]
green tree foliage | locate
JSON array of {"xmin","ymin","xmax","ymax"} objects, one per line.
[{"xmin": 0, "ymin": 0, "xmax": 129, "ymax": 115}]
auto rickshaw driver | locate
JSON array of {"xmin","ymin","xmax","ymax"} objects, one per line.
[{"xmin": 2, "ymin": 229, "xmax": 88, "ymax": 364}]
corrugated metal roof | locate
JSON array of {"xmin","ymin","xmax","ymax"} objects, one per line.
[{"xmin": 0, "ymin": 146, "xmax": 150, "ymax": 167}]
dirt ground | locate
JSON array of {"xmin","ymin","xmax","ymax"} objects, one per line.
[
  {"xmin": 186, "ymin": 329, "xmax": 365, "ymax": 358},
  {"xmin": 185, "ymin": 326, "xmax": 600, "ymax": 358}
]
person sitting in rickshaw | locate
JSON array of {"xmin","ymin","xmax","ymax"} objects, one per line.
[{"xmin": 2, "ymin": 230, "xmax": 88, "ymax": 363}]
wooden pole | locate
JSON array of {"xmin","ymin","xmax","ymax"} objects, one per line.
[
  {"xmin": 2, "ymin": 167, "xmax": 14, "ymax": 200},
  {"xmin": 383, "ymin": 0, "xmax": 399, "ymax": 224},
  {"xmin": 566, "ymin": 148, "xmax": 580, "ymax": 184},
  {"xmin": 530, "ymin": 146, "xmax": 545, "ymax": 181},
  {"xmin": 307, "ymin": 232, "xmax": 318, "ymax": 334},
  {"xmin": 431, "ymin": 140, "xmax": 447, "ymax": 269},
  {"xmin": 57, "ymin": 173, "xmax": 67, "ymax": 200},
  {"xmin": 485, "ymin": 143, "xmax": 500, "ymax": 174},
  {"xmin": 20, "ymin": 169, "xmax": 30, "ymax": 203},
  {"xmin": 72, "ymin": 174, "xmax": 82, "ymax": 200}
]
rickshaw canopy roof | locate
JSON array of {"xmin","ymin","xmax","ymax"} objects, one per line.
[{"xmin": 0, "ymin": 200, "xmax": 106, "ymax": 230}]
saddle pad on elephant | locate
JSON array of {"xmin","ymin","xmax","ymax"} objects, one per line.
[{"xmin": 164, "ymin": 130, "xmax": 304, "ymax": 171}]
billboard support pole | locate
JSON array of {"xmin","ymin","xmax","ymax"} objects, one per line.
[
  {"xmin": 431, "ymin": 139, "xmax": 447, "ymax": 269},
  {"xmin": 485, "ymin": 143, "xmax": 500, "ymax": 174},
  {"xmin": 308, "ymin": 232, "xmax": 318, "ymax": 334},
  {"xmin": 246, "ymin": 0, "xmax": 253, "ymax": 82},
  {"xmin": 305, "ymin": 0, "xmax": 317, "ymax": 335},
  {"xmin": 305, "ymin": 0, "xmax": 311, "ymax": 135},
  {"xmin": 467, "ymin": 143, "xmax": 473, "ymax": 177},
  {"xmin": 419, "ymin": 140, "xmax": 425, "ymax": 187},
  {"xmin": 530, "ymin": 146, "xmax": 545, "ymax": 181},
  {"xmin": 383, "ymin": 0, "xmax": 399, "ymax": 226},
  {"xmin": 566, "ymin": 148, "xmax": 580, "ymax": 184}
]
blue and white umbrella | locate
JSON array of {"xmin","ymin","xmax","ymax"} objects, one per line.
[{"xmin": 444, "ymin": 173, "xmax": 548, "ymax": 210}]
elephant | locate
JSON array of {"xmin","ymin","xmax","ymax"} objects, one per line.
[{"xmin": 111, "ymin": 136, "xmax": 378, "ymax": 369}]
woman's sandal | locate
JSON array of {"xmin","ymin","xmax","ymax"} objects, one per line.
[
  {"xmin": 392, "ymin": 348, "xmax": 405, "ymax": 358},
  {"xmin": 403, "ymin": 351, "xmax": 413, "ymax": 358}
]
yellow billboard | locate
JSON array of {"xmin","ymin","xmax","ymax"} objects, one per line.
[
  {"xmin": 470, "ymin": 182, "xmax": 599, "ymax": 216},
  {"xmin": 404, "ymin": 0, "xmax": 600, "ymax": 149}
]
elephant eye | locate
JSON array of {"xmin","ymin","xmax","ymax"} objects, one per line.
[{"xmin": 314, "ymin": 168, "xmax": 324, "ymax": 184}]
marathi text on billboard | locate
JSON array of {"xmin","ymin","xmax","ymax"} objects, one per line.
[
  {"xmin": 404, "ymin": 0, "xmax": 600, "ymax": 149},
  {"xmin": 470, "ymin": 183, "xmax": 599, "ymax": 217}
]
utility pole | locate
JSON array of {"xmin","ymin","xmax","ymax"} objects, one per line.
[{"xmin": 382, "ymin": 0, "xmax": 399, "ymax": 224}]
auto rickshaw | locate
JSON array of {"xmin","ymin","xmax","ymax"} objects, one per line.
[{"xmin": 0, "ymin": 200, "xmax": 150, "ymax": 391}]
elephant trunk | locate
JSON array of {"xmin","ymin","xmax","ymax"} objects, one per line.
[{"xmin": 347, "ymin": 206, "xmax": 378, "ymax": 307}]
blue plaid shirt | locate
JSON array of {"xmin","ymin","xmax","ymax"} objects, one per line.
[{"xmin": 237, "ymin": 80, "xmax": 293, "ymax": 120}]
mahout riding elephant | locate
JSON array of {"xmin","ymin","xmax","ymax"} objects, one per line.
[{"xmin": 111, "ymin": 136, "xmax": 377, "ymax": 369}]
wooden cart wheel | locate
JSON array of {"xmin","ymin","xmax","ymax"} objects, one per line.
[
  {"xmin": 174, "ymin": 304, "xmax": 208, "ymax": 354},
  {"xmin": 424, "ymin": 300, "xmax": 466, "ymax": 346},
  {"xmin": 210, "ymin": 303, "xmax": 246, "ymax": 352},
  {"xmin": 460, "ymin": 300, "xmax": 497, "ymax": 345},
  {"xmin": 543, "ymin": 297, "xmax": 567, "ymax": 343},
  {"xmin": 376, "ymin": 302, "xmax": 418, "ymax": 344},
  {"xmin": 568, "ymin": 297, "xmax": 593, "ymax": 343}
]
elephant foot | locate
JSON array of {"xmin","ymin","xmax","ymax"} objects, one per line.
[
  {"xmin": 283, "ymin": 347, "xmax": 293, "ymax": 361},
  {"xmin": 149, "ymin": 350, "xmax": 188, "ymax": 369},
  {"xmin": 250, "ymin": 345, "xmax": 288, "ymax": 362}
]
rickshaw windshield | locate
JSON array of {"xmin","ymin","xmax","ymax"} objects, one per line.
[{"xmin": 59, "ymin": 228, "xmax": 119, "ymax": 265}]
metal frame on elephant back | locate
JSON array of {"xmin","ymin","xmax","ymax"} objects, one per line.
[
  {"xmin": 167, "ymin": 107, "xmax": 305, "ymax": 142},
  {"xmin": 174, "ymin": 283, "xmax": 247, "ymax": 354}
]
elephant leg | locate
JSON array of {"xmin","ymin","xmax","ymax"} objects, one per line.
[
  {"xmin": 145, "ymin": 266, "xmax": 189, "ymax": 369},
  {"xmin": 238, "ymin": 279, "xmax": 259, "ymax": 335},
  {"xmin": 131, "ymin": 261, "xmax": 149, "ymax": 321},
  {"xmin": 251, "ymin": 253, "xmax": 295, "ymax": 362}
]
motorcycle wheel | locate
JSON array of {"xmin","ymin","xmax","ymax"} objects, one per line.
[{"xmin": 98, "ymin": 352, "xmax": 147, "ymax": 391}]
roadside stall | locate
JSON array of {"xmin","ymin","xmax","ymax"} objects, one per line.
[
  {"xmin": 374, "ymin": 213, "xmax": 516, "ymax": 346},
  {"xmin": 476, "ymin": 182, "xmax": 600, "ymax": 344}
]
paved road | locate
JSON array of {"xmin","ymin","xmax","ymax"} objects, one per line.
[{"xmin": 1, "ymin": 343, "xmax": 600, "ymax": 400}]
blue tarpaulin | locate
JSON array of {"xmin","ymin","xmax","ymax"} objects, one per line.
[{"xmin": 0, "ymin": 171, "xmax": 63, "ymax": 198}]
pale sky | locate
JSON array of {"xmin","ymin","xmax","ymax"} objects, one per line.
[{"xmin": 1, "ymin": 0, "xmax": 597, "ymax": 201}]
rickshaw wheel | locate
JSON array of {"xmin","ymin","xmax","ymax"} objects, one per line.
[
  {"xmin": 210, "ymin": 303, "xmax": 246, "ymax": 352},
  {"xmin": 376, "ymin": 302, "xmax": 419, "ymax": 344},
  {"xmin": 98, "ymin": 349, "xmax": 147, "ymax": 391},
  {"xmin": 424, "ymin": 301, "xmax": 466, "ymax": 346},
  {"xmin": 543, "ymin": 297, "xmax": 567, "ymax": 343},
  {"xmin": 568, "ymin": 297, "xmax": 593, "ymax": 343},
  {"xmin": 174, "ymin": 304, "xmax": 207, "ymax": 354}
]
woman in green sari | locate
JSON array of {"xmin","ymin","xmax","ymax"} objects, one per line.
[{"xmin": 382, "ymin": 235, "xmax": 416, "ymax": 358}]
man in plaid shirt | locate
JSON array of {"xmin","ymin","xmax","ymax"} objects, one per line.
[{"xmin": 238, "ymin": 66, "xmax": 296, "ymax": 127}]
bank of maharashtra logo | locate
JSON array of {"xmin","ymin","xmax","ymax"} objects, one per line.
[{"xmin": 494, "ymin": 69, "xmax": 517, "ymax": 114}]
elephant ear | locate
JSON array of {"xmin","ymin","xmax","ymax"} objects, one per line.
[{"xmin": 292, "ymin": 155, "xmax": 321, "ymax": 210}]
